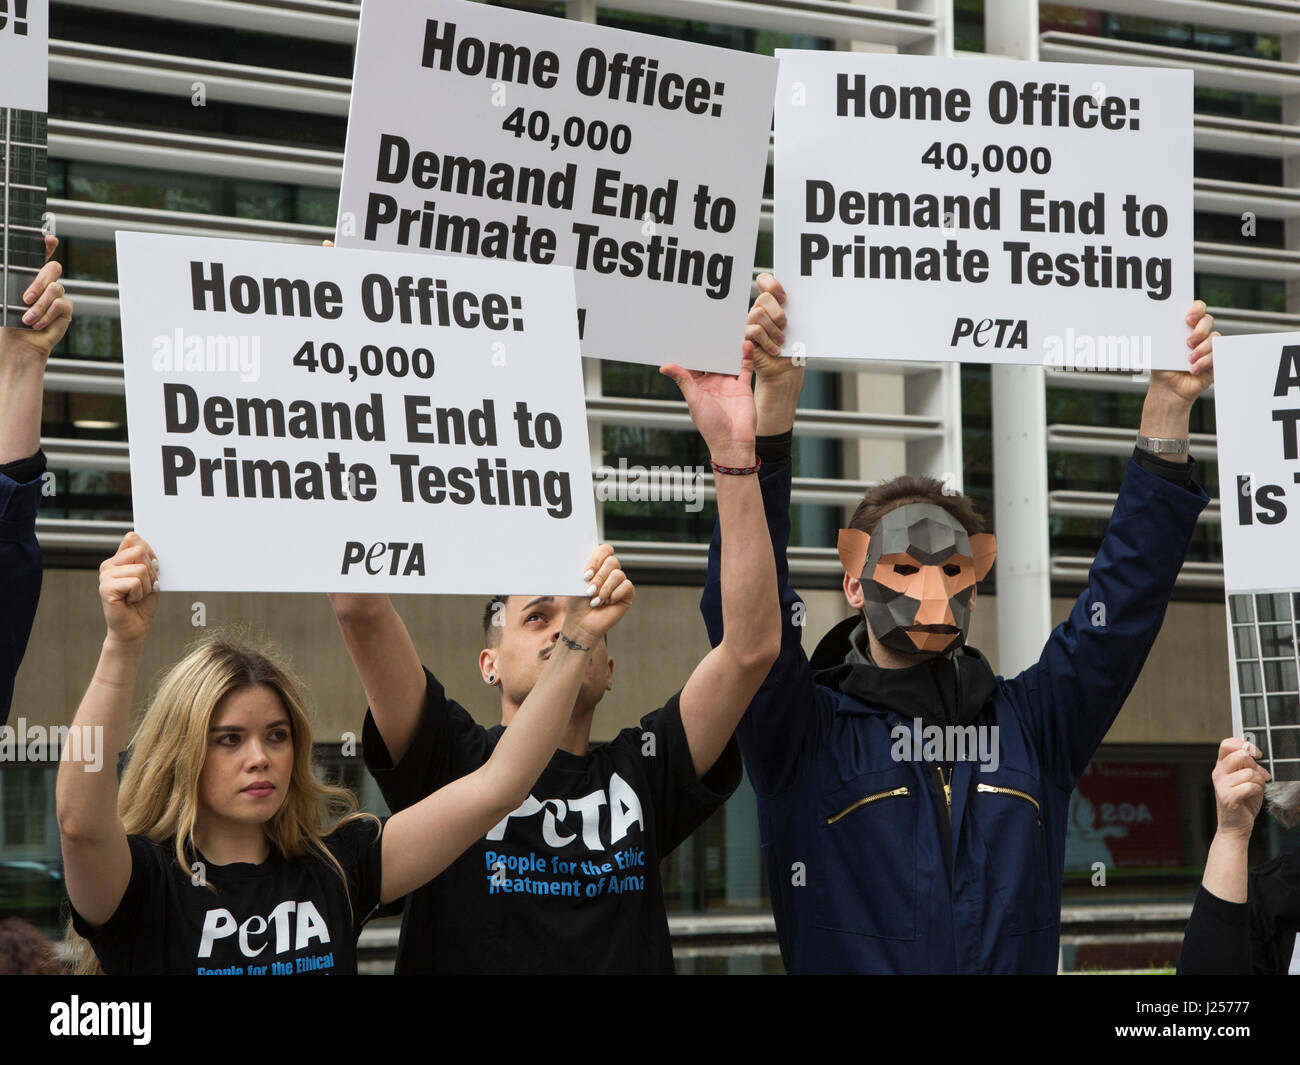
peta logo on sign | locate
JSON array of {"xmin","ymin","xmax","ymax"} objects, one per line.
[
  {"xmin": 486, "ymin": 771, "xmax": 644, "ymax": 850},
  {"xmin": 198, "ymin": 900, "xmax": 330, "ymax": 959}
]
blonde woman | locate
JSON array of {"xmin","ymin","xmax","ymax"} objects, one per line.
[{"xmin": 58, "ymin": 531, "xmax": 632, "ymax": 975}]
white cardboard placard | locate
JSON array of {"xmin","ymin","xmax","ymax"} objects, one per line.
[
  {"xmin": 336, "ymin": 0, "xmax": 776, "ymax": 373},
  {"xmin": 774, "ymin": 50, "xmax": 1192, "ymax": 370},
  {"xmin": 117, "ymin": 232, "xmax": 597, "ymax": 595},
  {"xmin": 1216, "ymin": 332, "xmax": 1300, "ymax": 781},
  {"xmin": 0, "ymin": 0, "xmax": 48, "ymax": 112}
]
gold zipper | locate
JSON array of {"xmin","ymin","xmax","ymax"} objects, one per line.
[
  {"xmin": 937, "ymin": 766, "xmax": 952, "ymax": 814},
  {"xmin": 977, "ymin": 783, "xmax": 1042, "ymax": 824},
  {"xmin": 827, "ymin": 786, "xmax": 910, "ymax": 825}
]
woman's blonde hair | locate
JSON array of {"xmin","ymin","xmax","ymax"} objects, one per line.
[{"xmin": 66, "ymin": 630, "xmax": 373, "ymax": 974}]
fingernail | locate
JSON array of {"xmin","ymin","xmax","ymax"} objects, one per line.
[
  {"xmin": 22, "ymin": 311, "xmax": 34, "ymax": 324},
  {"xmin": 590, "ymin": 596, "xmax": 601, "ymax": 607},
  {"xmin": 23, "ymin": 291, "xmax": 33, "ymax": 304},
  {"xmin": 583, "ymin": 569, "xmax": 594, "ymax": 581},
  {"xmin": 585, "ymin": 583, "xmax": 597, "ymax": 597},
  {"xmin": 151, "ymin": 557, "xmax": 159, "ymax": 569}
]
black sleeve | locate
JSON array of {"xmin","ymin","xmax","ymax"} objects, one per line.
[
  {"xmin": 1177, "ymin": 885, "xmax": 1254, "ymax": 975},
  {"xmin": 67, "ymin": 835, "xmax": 170, "ymax": 973},
  {"xmin": 325, "ymin": 816, "xmax": 387, "ymax": 933},
  {"xmin": 618, "ymin": 691, "xmax": 743, "ymax": 857},
  {"xmin": 1133, "ymin": 445, "xmax": 1196, "ymax": 490},
  {"xmin": 0, "ymin": 458, "xmax": 46, "ymax": 728},
  {"xmin": 361, "ymin": 666, "xmax": 493, "ymax": 815}
]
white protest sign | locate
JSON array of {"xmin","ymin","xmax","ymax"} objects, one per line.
[
  {"xmin": 775, "ymin": 51, "xmax": 1192, "ymax": 369},
  {"xmin": 1216, "ymin": 333, "xmax": 1300, "ymax": 782},
  {"xmin": 336, "ymin": 0, "xmax": 776, "ymax": 373},
  {"xmin": 1216, "ymin": 333, "xmax": 1300, "ymax": 593},
  {"xmin": 0, "ymin": 0, "xmax": 48, "ymax": 111},
  {"xmin": 117, "ymin": 232, "xmax": 597, "ymax": 595}
]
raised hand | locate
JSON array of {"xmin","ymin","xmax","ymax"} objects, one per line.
[
  {"xmin": 746, "ymin": 273, "xmax": 789, "ymax": 370},
  {"xmin": 564, "ymin": 544, "xmax": 634, "ymax": 641},
  {"xmin": 99, "ymin": 531, "xmax": 160, "ymax": 646},
  {"xmin": 1212, "ymin": 736, "xmax": 1270, "ymax": 840},
  {"xmin": 5, "ymin": 235, "xmax": 73, "ymax": 358},
  {"xmin": 1150, "ymin": 300, "xmax": 1216, "ymax": 406},
  {"xmin": 659, "ymin": 344, "xmax": 757, "ymax": 467}
]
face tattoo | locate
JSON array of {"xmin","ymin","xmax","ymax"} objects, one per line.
[{"xmin": 838, "ymin": 504, "xmax": 997, "ymax": 656}]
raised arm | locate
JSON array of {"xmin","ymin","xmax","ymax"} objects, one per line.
[
  {"xmin": 700, "ymin": 277, "xmax": 830, "ymax": 795},
  {"xmin": 377, "ymin": 546, "xmax": 633, "ymax": 903},
  {"xmin": 328, "ymin": 593, "xmax": 426, "ymax": 765},
  {"xmin": 1177, "ymin": 737, "xmax": 1268, "ymax": 974},
  {"xmin": 1008, "ymin": 303, "xmax": 1215, "ymax": 785},
  {"xmin": 56, "ymin": 531, "xmax": 159, "ymax": 927},
  {"xmin": 1202, "ymin": 737, "xmax": 1268, "ymax": 903},
  {"xmin": 0, "ymin": 236, "xmax": 70, "ymax": 463},
  {"xmin": 663, "ymin": 343, "xmax": 781, "ymax": 778},
  {"xmin": 1, "ymin": 237, "xmax": 73, "ymax": 726}
]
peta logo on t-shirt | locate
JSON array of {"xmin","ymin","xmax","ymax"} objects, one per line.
[
  {"xmin": 199, "ymin": 900, "xmax": 331, "ymax": 959},
  {"xmin": 485, "ymin": 771, "xmax": 644, "ymax": 850}
]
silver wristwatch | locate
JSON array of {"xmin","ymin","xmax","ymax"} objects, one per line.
[{"xmin": 1136, "ymin": 434, "xmax": 1189, "ymax": 455}]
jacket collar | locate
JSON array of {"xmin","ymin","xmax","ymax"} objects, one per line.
[{"xmin": 810, "ymin": 617, "xmax": 998, "ymax": 727}]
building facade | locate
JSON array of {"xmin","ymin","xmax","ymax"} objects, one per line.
[{"xmin": 4, "ymin": 0, "xmax": 1299, "ymax": 972}]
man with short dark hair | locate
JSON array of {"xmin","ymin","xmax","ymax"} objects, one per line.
[
  {"xmin": 701, "ymin": 274, "xmax": 1216, "ymax": 974},
  {"xmin": 330, "ymin": 345, "xmax": 780, "ymax": 973}
]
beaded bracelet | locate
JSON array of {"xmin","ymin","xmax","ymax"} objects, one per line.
[{"xmin": 709, "ymin": 457, "xmax": 762, "ymax": 476}]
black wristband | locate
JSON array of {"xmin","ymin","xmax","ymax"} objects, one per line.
[
  {"xmin": 756, "ymin": 430, "xmax": 793, "ymax": 466},
  {"xmin": 0, "ymin": 450, "xmax": 46, "ymax": 484},
  {"xmin": 1133, "ymin": 445, "xmax": 1194, "ymax": 489}
]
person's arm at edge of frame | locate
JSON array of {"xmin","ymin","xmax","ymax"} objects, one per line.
[
  {"xmin": 377, "ymin": 547, "xmax": 633, "ymax": 903},
  {"xmin": 0, "ymin": 237, "xmax": 73, "ymax": 727},
  {"xmin": 0, "ymin": 236, "xmax": 69, "ymax": 465},
  {"xmin": 56, "ymin": 531, "xmax": 158, "ymax": 928},
  {"xmin": 1177, "ymin": 737, "xmax": 1269, "ymax": 975},
  {"xmin": 662, "ymin": 343, "xmax": 781, "ymax": 779}
]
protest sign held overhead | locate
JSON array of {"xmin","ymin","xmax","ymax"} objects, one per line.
[
  {"xmin": 336, "ymin": 0, "xmax": 776, "ymax": 373},
  {"xmin": 0, "ymin": 0, "xmax": 47, "ymax": 112},
  {"xmin": 1216, "ymin": 333, "xmax": 1300, "ymax": 782},
  {"xmin": 116, "ymin": 232, "xmax": 597, "ymax": 595},
  {"xmin": 774, "ymin": 51, "xmax": 1192, "ymax": 370}
]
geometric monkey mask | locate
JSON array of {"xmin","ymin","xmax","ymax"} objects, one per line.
[{"xmin": 837, "ymin": 503, "xmax": 997, "ymax": 657}]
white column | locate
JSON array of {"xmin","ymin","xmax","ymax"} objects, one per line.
[{"xmin": 986, "ymin": 0, "xmax": 1051, "ymax": 675}]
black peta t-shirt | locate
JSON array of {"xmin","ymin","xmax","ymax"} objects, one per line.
[
  {"xmin": 69, "ymin": 818, "xmax": 384, "ymax": 975},
  {"xmin": 362, "ymin": 668, "xmax": 741, "ymax": 974}
]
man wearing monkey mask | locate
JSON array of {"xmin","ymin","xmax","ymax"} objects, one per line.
[{"xmin": 700, "ymin": 275, "xmax": 1215, "ymax": 974}]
